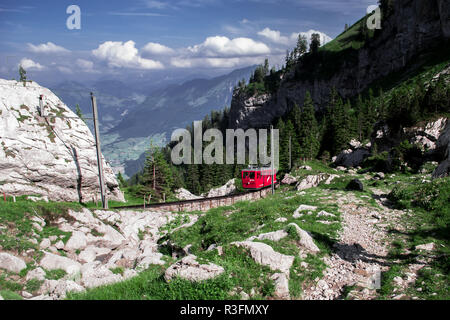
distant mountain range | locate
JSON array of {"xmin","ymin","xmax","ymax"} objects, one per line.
[{"xmin": 52, "ymin": 65, "xmax": 256, "ymax": 178}]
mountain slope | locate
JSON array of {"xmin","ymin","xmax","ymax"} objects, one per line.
[{"xmin": 229, "ymin": 0, "xmax": 450, "ymax": 130}]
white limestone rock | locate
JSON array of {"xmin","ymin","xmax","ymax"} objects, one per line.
[
  {"xmin": 0, "ymin": 79, "xmax": 124, "ymax": 203},
  {"xmin": 164, "ymin": 255, "xmax": 225, "ymax": 282},
  {"xmin": 271, "ymin": 273, "xmax": 290, "ymax": 299},
  {"xmin": 232, "ymin": 241, "xmax": 294, "ymax": 274},
  {"xmin": 0, "ymin": 252, "xmax": 27, "ymax": 273},
  {"xmin": 286, "ymin": 223, "xmax": 320, "ymax": 253},
  {"xmin": 203, "ymin": 179, "xmax": 236, "ymax": 197},
  {"xmin": 26, "ymin": 267, "xmax": 46, "ymax": 281},
  {"xmin": 175, "ymin": 188, "xmax": 203, "ymax": 200},
  {"xmin": 39, "ymin": 252, "xmax": 81, "ymax": 275}
]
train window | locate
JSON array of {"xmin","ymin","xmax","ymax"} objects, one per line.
[{"xmin": 249, "ymin": 172, "xmax": 255, "ymax": 179}]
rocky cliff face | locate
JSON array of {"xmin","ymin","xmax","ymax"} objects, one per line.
[
  {"xmin": 229, "ymin": 0, "xmax": 450, "ymax": 130},
  {"xmin": 0, "ymin": 79, "xmax": 124, "ymax": 202}
]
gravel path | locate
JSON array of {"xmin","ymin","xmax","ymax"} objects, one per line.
[{"xmin": 302, "ymin": 190, "xmax": 404, "ymax": 300}]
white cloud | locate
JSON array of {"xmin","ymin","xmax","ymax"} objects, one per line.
[
  {"xmin": 145, "ymin": 0, "xmax": 171, "ymax": 9},
  {"xmin": 75, "ymin": 58, "xmax": 97, "ymax": 73},
  {"xmin": 187, "ymin": 36, "xmax": 270, "ymax": 58},
  {"xmin": 258, "ymin": 28, "xmax": 332, "ymax": 48},
  {"xmin": 27, "ymin": 42, "xmax": 70, "ymax": 53},
  {"xmin": 142, "ymin": 42, "xmax": 175, "ymax": 55},
  {"xmin": 257, "ymin": 28, "xmax": 289, "ymax": 45},
  {"xmin": 92, "ymin": 41, "xmax": 164, "ymax": 70},
  {"xmin": 293, "ymin": 29, "xmax": 333, "ymax": 47},
  {"xmin": 57, "ymin": 66, "xmax": 72, "ymax": 74},
  {"xmin": 171, "ymin": 56, "xmax": 265, "ymax": 69},
  {"xmin": 19, "ymin": 58, "xmax": 45, "ymax": 70}
]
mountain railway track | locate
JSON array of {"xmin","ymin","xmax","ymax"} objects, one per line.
[{"xmin": 110, "ymin": 184, "xmax": 278, "ymax": 213}]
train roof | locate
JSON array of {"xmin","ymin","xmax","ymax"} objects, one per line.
[{"xmin": 241, "ymin": 167, "xmax": 277, "ymax": 173}]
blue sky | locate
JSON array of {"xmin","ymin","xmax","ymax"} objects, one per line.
[{"xmin": 0, "ymin": 0, "xmax": 376, "ymax": 83}]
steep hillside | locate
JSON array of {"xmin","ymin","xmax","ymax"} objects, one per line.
[
  {"xmin": 229, "ymin": 0, "xmax": 450, "ymax": 130},
  {"xmin": 0, "ymin": 80, "xmax": 124, "ymax": 203}
]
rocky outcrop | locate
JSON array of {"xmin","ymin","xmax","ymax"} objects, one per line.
[
  {"xmin": 232, "ymin": 241, "xmax": 294, "ymax": 274},
  {"xmin": 175, "ymin": 188, "xmax": 203, "ymax": 201},
  {"xmin": 333, "ymin": 140, "xmax": 371, "ymax": 168},
  {"xmin": 0, "ymin": 252, "xmax": 27, "ymax": 273},
  {"xmin": 203, "ymin": 179, "xmax": 236, "ymax": 198},
  {"xmin": 229, "ymin": 0, "xmax": 450, "ymax": 130},
  {"xmin": 296, "ymin": 174, "xmax": 338, "ymax": 191},
  {"xmin": 164, "ymin": 255, "xmax": 225, "ymax": 282},
  {"xmin": 405, "ymin": 118, "xmax": 448, "ymax": 151},
  {"xmin": 0, "ymin": 79, "xmax": 124, "ymax": 203},
  {"xmin": 433, "ymin": 119, "xmax": 450, "ymax": 178}
]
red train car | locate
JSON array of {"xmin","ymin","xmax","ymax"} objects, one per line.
[{"xmin": 241, "ymin": 167, "xmax": 277, "ymax": 189}]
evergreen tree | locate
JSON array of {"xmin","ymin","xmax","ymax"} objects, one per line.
[
  {"xmin": 298, "ymin": 92, "xmax": 320, "ymax": 159},
  {"xmin": 284, "ymin": 120, "xmax": 300, "ymax": 169},
  {"xmin": 309, "ymin": 33, "xmax": 321, "ymax": 54},
  {"xmin": 117, "ymin": 172, "xmax": 127, "ymax": 188},
  {"xmin": 141, "ymin": 145, "xmax": 174, "ymax": 199},
  {"xmin": 75, "ymin": 104, "xmax": 85, "ymax": 123},
  {"xmin": 19, "ymin": 66, "xmax": 27, "ymax": 82},
  {"xmin": 296, "ymin": 34, "xmax": 308, "ymax": 59}
]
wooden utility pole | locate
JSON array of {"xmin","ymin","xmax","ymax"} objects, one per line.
[
  {"xmin": 91, "ymin": 92, "xmax": 108, "ymax": 209},
  {"xmin": 271, "ymin": 125, "xmax": 275, "ymax": 195},
  {"xmin": 39, "ymin": 95, "xmax": 45, "ymax": 117}
]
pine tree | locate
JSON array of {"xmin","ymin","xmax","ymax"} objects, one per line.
[
  {"xmin": 298, "ymin": 92, "xmax": 320, "ymax": 159},
  {"xmin": 75, "ymin": 104, "xmax": 85, "ymax": 123},
  {"xmin": 19, "ymin": 66, "xmax": 27, "ymax": 82},
  {"xmin": 284, "ymin": 120, "xmax": 300, "ymax": 169},
  {"xmin": 141, "ymin": 145, "xmax": 174, "ymax": 199},
  {"xmin": 296, "ymin": 34, "xmax": 308, "ymax": 59},
  {"xmin": 117, "ymin": 172, "xmax": 127, "ymax": 188},
  {"xmin": 310, "ymin": 33, "xmax": 321, "ymax": 54}
]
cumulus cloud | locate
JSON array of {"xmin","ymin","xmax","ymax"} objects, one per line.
[
  {"xmin": 294, "ymin": 29, "xmax": 333, "ymax": 46},
  {"xmin": 187, "ymin": 36, "xmax": 270, "ymax": 58},
  {"xmin": 19, "ymin": 58, "xmax": 45, "ymax": 70},
  {"xmin": 76, "ymin": 58, "xmax": 96, "ymax": 72},
  {"xmin": 142, "ymin": 42, "xmax": 175, "ymax": 55},
  {"xmin": 257, "ymin": 28, "xmax": 289, "ymax": 45},
  {"xmin": 258, "ymin": 28, "xmax": 332, "ymax": 48},
  {"xmin": 92, "ymin": 41, "xmax": 164, "ymax": 70},
  {"xmin": 27, "ymin": 42, "xmax": 70, "ymax": 53}
]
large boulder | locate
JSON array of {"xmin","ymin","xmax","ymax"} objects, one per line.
[
  {"xmin": 433, "ymin": 119, "xmax": 450, "ymax": 178},
  {"xmin": 0, "ymin": 79, "xmax": 124, "ymax": 203},
  {"xmin": 281, "ymin": 174, "xmax": 298, "ymax": 185},
  {"xmin": 0, "ymin": 252, "xmax": 27, "ymax": 273},
  {"xmin": 334, "ymin": 139, "xmax": 371, "ymax": 168},
  {"xmin": 39, "ymin": 252, "xmax": 81, "ymax": 275},
  {"xmin": 232, "ymin": 241, "xmax": 294, "ymax": 274},
  {"xmin": 346, "ymin": 179, "xmax": 364, "ymax": 191},
  {"xmin": 164, "ymin": 255, "xmax": 225, "ymax": 282},
  {"xmin": 64, "ymin": 231, "xmax": 88, "ymax": 251},
  {"xmin": 175, "ymin": 188, "xmax": 203, "ymax": 200},
  {"xmin": 286, "ymin": 223, "xmax": 320, "ymax": 253},
  {"xmin": 296, "ymin": 174, "xmax": 338, "ymax": 190},
  {"xmin": 203, "ymin": 179, "xmax": 236, "ymax": 198}
]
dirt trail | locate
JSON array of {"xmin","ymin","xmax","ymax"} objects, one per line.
[{"xmin": 302, "ymin": 189, "xmax": 405, "ymax": 300}]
